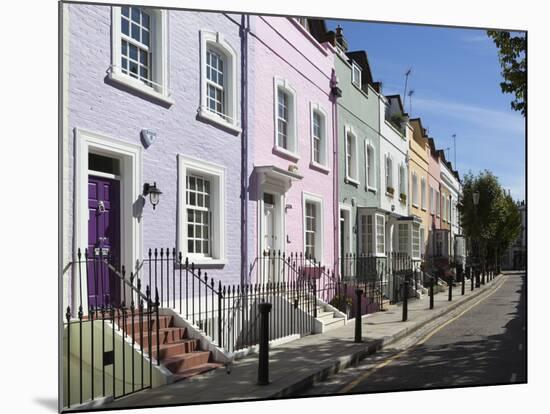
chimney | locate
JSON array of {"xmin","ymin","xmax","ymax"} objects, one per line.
[{"xmin": 335, "ymin": 25, "xmax": 348, "ymax": 52}]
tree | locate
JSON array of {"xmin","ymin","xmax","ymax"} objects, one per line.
[
  {"xmin": 487, "ymin": 30, "xmax": 527, "ymax": 117},
  {"xmin": 459, "ymin": 170, "xmax": 521, "ymax": 268}
]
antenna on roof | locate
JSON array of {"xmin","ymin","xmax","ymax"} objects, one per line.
[{"xmin": 403, "ymin": 68, "xmax": 412, "ymax": 105}]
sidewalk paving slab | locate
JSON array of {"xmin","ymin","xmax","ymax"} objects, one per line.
[{"xmin": 99, "ymin": 274, "xmax": 506, "ymax": 410}]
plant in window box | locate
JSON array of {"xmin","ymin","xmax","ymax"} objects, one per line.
[
  {"xmin": 386, "ymin": 186, "xmax": 395, "ymax": 196},
  {"xmin": 329, "ymin": 294, "xmax": 353, "ymax": 317},
  {"xmin": 390, "ymin": 113, "xmax": 407, "ymax": 132},
  {"xmin": 399, "ymin": 192, "xmax": 407, "ymax": 204},
  {"xmin": 288, "ymin": 164, "xmax": 299, "ymax": 173}
]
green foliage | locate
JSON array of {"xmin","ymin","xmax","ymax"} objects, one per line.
[
  {"xmin": 458, "ymin": 170, "xmax": 522, "ymax": 259},
  {"xmin": 487, "ymin": 30, "xmax": 526, "ymax": 117}
]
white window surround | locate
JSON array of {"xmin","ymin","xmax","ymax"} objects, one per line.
[
  {"xmin": 273, "ymin": 77, "xmax": 299, "ymax": 161},
  {"xmin": 375, "ymin": 213, "xmax": 386, "ymax": 256},
  {"xmin": 411, "ymin": 172, "xmax": 419, "ymax": 207},
  {"xmin": 199, "ymin": 30, "xmax": 240, "ymax": 134},
  {"xmin": 411, "ymin": 222, "xmax": 421, "ymax": 259},
  {"xmin": 436, "ymin": 190, "xmax": 441, "ymax": 217},
  {"xmin": 302, "ymin": 192, "xmax": 324, "ymax": 263},
  {"xmin": 364, "ymin": 141, "xmax": 376, "ymax": 192},
  {"xmin": 399, "ymin": 164, "xmax": 406, "ymax": 198},
  {"xmin": 340, "ymin": 203, "xmax": 353, "ymax": 255},
  {"xmin": 177, "ymin": 154, "xmax": 226, "ymax": 266},
  {"xmin": 351, "ymin": 61, "xmax": 362, "ymax": 87},
  {"xmin": 421, "ymin": 177, "xmax": 427, "ymax": 211},
  {"xmin": 344, "ymin": 125, "xmax": 359, "ymax": 185},
  {"xmin": 74, "ymin": 128, "xmax": 143, "ymax": 313},
  {"xmin": 309, "ymin": 102, "xmax": 330, "ymax": 172},
  {"xmin": 385, "ymin": 153, "xmax": 394, "ymax": 195},
  {"xmin": 109, "ymin": 7, "xmax": 173, "ymax": 105},
  {"xmin": 430, "ymin": 186, "xmax": 435, "ymax": 214}
]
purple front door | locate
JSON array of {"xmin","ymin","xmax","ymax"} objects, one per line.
[{"xmin": 88, "ymin": 175, "xmax": 121, "ymax": 308}]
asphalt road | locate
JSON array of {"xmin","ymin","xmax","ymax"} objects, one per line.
[{"xmin": 304, "ymin": 272, "xmax": 526, "ymax": 396}]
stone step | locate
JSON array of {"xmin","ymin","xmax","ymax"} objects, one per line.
[
  {"xmin": 135, "ymin": 327, "xmax": 187, "ymax": 346},
  {"xmin": 321, "ymin": 317, "xmax": 345, "ymax": 331},
  {"xmin": 152, "ymin": 339, "xmax": 201, "ymax": 360},
  {"xmin": 163, "ymin": 351, "xmax": 212, "ymax": 373}
]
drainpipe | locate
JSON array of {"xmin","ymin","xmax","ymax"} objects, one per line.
[
  {"xmin": 330, "ymin": 69, "xmax": 341, "ymax": 274},
  {"xmin": 240, "ymin": 15, "xmax": 250, "ymax": 287}
]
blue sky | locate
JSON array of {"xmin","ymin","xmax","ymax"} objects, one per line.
[{"xmin": 326, "ymin": 20, "xmax": 526, "ymax": 201}]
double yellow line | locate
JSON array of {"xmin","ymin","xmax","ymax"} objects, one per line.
[{"xmin": 339, "ymin": 276, "xmax": 508, "ymax": 393}]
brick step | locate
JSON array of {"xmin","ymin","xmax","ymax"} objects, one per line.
[
  {"xmin": 152, "ymin": 339, "xmax": 201, "ymax": 360},
  {"xmin": 119, "ymin": 315, "xmax": 173, "ymax": 333},
  {"xmin": 163, "ymin": 351, "xmax": 212, "ymax": 373},
  {"xmin": 135, "ymin": 327, "xmax": 187, "ymax": 346},
  {"xmin": 172, "ymin": 363, "xmax": 222, "ymax": 381}
]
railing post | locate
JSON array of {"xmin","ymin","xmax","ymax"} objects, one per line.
[
  {"xmin": 429, "ymin": 277, "xmax": 434, "ymax": 310},
  {"xmin": 470, "ymin": 267, "xmax": 474, "ymax": 291},
  {"xmin": 313, "ymin": 279, "xmax": 317, "ymax": 319},
  {"xmin": 354, "ymin": 289, "xmax": 363, "ymax": 343},
  {"xmin": 402, "ymin": 276, "xmax": 409, "ymax": 321},
  {"xmin": 448, "ymin": 274, "xmax": 453, "ymax": 301},
  {"xmin": 257, "ymin": 302, "xmax": 272, "ymax": 385}
]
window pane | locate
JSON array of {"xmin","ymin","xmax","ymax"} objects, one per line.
[
  {"xmin": 122, "ymin": 6, "xmax": 130, "ymax": 17},
  {"xmin": 142, "ymin": 11, "xmax": 150, "ymax": 28},
  {"xmin": 121, "ymin": 18, "xmax": 129, "ymax": 36},
  {"xmin": 131, "ymin": 23, "xmax": 140, "ymax": 41},
  {"xmin": 142, "ymin": 30, "xmax": 150, "ymax": 46},
  {"xmin": 129, "ymin": 43, "xmax": 138, "ymax": 60},
  {"xmin": 131, "ymin": 7, "xmax": 140, "ymax": 23}
]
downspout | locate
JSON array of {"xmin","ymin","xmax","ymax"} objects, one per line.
[
  {"xmin": 330, "ymin": 69, "xmax": 340, "ymax": 275},
  {"xmin": 240, "ymin": 14, "xmax": 249, "ymax": 286}
]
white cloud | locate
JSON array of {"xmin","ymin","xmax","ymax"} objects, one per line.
[{"xmin": 413, "ymin": 96, "xmax": 525, "ymax": 135}]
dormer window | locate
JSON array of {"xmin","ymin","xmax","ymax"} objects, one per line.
[{"xmin": 351, "ymin": 61, "xmax": 362, "ymax": 87}]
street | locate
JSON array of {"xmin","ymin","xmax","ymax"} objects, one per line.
[{"xmin": 304, "ymin": 272, "xmax": 526, "ymax": 395}]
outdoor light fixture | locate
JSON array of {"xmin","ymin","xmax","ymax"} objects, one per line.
[
  {"xmin": 473, "ymin": 191, "xmax": 480, "ymax": 206},
  {"xmin": 143, "ymin": 182, "xmax": 162, "ymax": 210}
]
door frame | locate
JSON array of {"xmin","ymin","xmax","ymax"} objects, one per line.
[{"xmin": 74, "ymin": 128, "xmax": 142, "ymax": 312}]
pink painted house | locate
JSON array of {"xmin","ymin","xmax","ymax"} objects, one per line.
[{"xmin": 247, "ymin": 16, "xmax": 338, "ymax": 282}]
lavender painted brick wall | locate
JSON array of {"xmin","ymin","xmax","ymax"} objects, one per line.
[
  {"xmin": 66, "ymin": 4, "xmax": 243, "ymax": 285},
  {"xmin": 247, "ymin": 16, "xmax": 336, "ymax": 268}
]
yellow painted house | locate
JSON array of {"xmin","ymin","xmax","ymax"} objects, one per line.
[{"xmin": 408, "ymin": 119, "xmax": 430, "ymax": 258}]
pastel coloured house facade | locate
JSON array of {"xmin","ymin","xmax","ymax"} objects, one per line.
[
  {"xmin": 439, "ymin": 154, "xmax": 463, "ymax": 262},
  {"xmin": 62, "ymin": 3, "xmax": 246, "ymax": 310},
  {"xmin": 427, "ymin": 138, "xmax": 443, "ymax": 258},
  {"xmin": 408, "ymin": 118, "xmax": 431, "ymax": 258},
  {"xmin": 247, "ymin": 16, "xmax": 337, "ymax": 280},
  {"xmin": 379, "ymin": 95, "xmax": 413, "ymax": 257},
  {"xmin": 330, "ymin": 29, "xmax": 382, "ymax": 262}
]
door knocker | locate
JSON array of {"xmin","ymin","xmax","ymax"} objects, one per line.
[{"xmin": 97, "ymin": 200, "xmax": 106, "ymax": 214}]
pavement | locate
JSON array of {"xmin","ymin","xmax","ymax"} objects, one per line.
[{"xmin": 101, "ymin": 273, "xmax": 507, "ymax": 410}]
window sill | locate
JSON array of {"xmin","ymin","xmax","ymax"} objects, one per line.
[
  {"xmin": 108, "ymin": 71, "xmax": 175, "ymax": 106},
  {"xmin": 385, "ymin": 192, "xmax": 395, "ymax": 198},
  {"xmin": 197, "ymin": 108, "xmax": 242, "ymax": 135},
  {"xmin": 421, "ymin": 207, "xmax": 427, "ymax": 211},
  {"xmin": 345, "ymin": 176, "xmax": 360, "ymax": 186},
  {"xmin": 180, "ymin": 258, "xmax": 227, "ymax": 269},
  {"xmin": 412, "ymin": 203, "xmax": 419, "ymax": 208},
  {"xmin": 310, "ymin": 161, "xmax": 330, "ymax": 174},
  {"xmin": 273, "ymin": 145, "xmax": 300, "ymax": 162},
  {"xmin": 366, "ymin": 186, "xmax": 377, "ymax": 193}
]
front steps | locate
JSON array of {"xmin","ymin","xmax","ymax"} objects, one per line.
[
  {"xmin": 126, "ymin": 313, "xmax": 221, "ymax": 381},
  {"xmin": 315, "ymin": 304, "xmax": 346, "ymax": 331}
]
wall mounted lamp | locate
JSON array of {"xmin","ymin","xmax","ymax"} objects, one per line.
[{"xmin": 143, "ymin": 182, "xmax": 162, "ymax": 210}]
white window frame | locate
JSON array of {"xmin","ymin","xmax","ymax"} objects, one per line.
[
  {"xmin": 365, "ymin": 142, "xmax": 376, "ymax": 192},
  {"xmin": 309, "ymin": 102, "xmax": 330, "ymax": 172},
  {"xmin": 358, "ymin": 213, "xmax": 373, "ymax": 255},
  {"xmin": 399, "ymin": 164, "xmax": 406, "ymax": 197},
  {"xmin": 344, "ymin": 126, "xmax": 359, "ymax": 185},
  {"xmin": 199, "ymin": 30, "xmax": 240, "ymax": 133},
  {"xmin": 398, "ymin": 223, "xmax": 409, "ymax": 254},
  {"xmin": 375, "ymin": 213, "xmax": 386, "ymax": 256},
  {"xmin": 442, "ymin": 194, "xmax": 447, "ymax": 222},
  {"xmin": 421, "ymin": 177, "xmax": 427, "ymax": 211},
  {"xmin": 178, "ymin": 154, "xmax": 226, "ymax": 265},
  {"xmin": 430, "ymin": 186, "xmax": 435, "ymax": 214},
  {"xmin": 411, "ymin": 171, "xmax": 419, "ymax": 207},
  {"xmin": 302, "ymin": 192, "xmax": 324, "ymax": 263},
  {"xmin": 351, "ymin": 61, "xmax": 362, "ymax": 87},
  {"xmin": 110, "ymin": 7, "xmax": 173, "ymax": 105},
  {"xmin": 411, "ymin": 222, "xmax": 421, "ymax": 259},
  {"xmin": 273, "ymin": 77, "xmax": 299, "ymax": 161},
  {"xmin": 385, "ymin": 154, "xmax": 394, "ymax": 194},
  {"xmin": 436, "ymin": 190, "xmax": 441, "ymax": 218},
  {"xmin": 448, "ymin": 196, "xmax": 452, "ymax": 224}
]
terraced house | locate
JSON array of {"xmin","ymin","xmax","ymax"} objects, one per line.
[{"xmin": 60, "ymin": 6, "xmax": 465, "ymax": 410}]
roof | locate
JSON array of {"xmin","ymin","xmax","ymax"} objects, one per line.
[{"xmin": 346, "ymin": 50, "xmax": 375, "ymax": 87}]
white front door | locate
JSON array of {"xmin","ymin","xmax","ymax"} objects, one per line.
[{"xmin": 263, "ymin": 201, "xmax": 275, "ymax": 255}]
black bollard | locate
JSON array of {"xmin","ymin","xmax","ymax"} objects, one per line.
[
  {"xmin": 476, "ymin": 269, "xmax": 481, "ymax": 288},
  {"xmin": 461, "ymin": 267, "xmax": 465, "ymax": 296},
  {"xmin": 448, "ymin": 274, "xmax": 453, "ymax": 301},
  {"xmin": 481, "ymin": 267, "xmax": 486, "ymax": 285},
  {"xmin": 354, "ymin": 289, "xmax": 363, "ymax": 343},
  {"xmin": 429, "ymin": 277, "xmax": 434, "ymax": 309},
  {"xmin": 402, "ymin": 277, "xmax": 409, "ymax": 321},
  {"xmin": 257, "ymin": 302, "xmax": 272, "ymax": 385},
  {"xmin": 470, "ymin": 267, "xmax": 474, "ymax": 291}
]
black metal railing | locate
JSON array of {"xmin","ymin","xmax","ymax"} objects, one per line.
[{"xmin": 63, "ymin": 249, "xmax": 159, "ymax": 409}]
